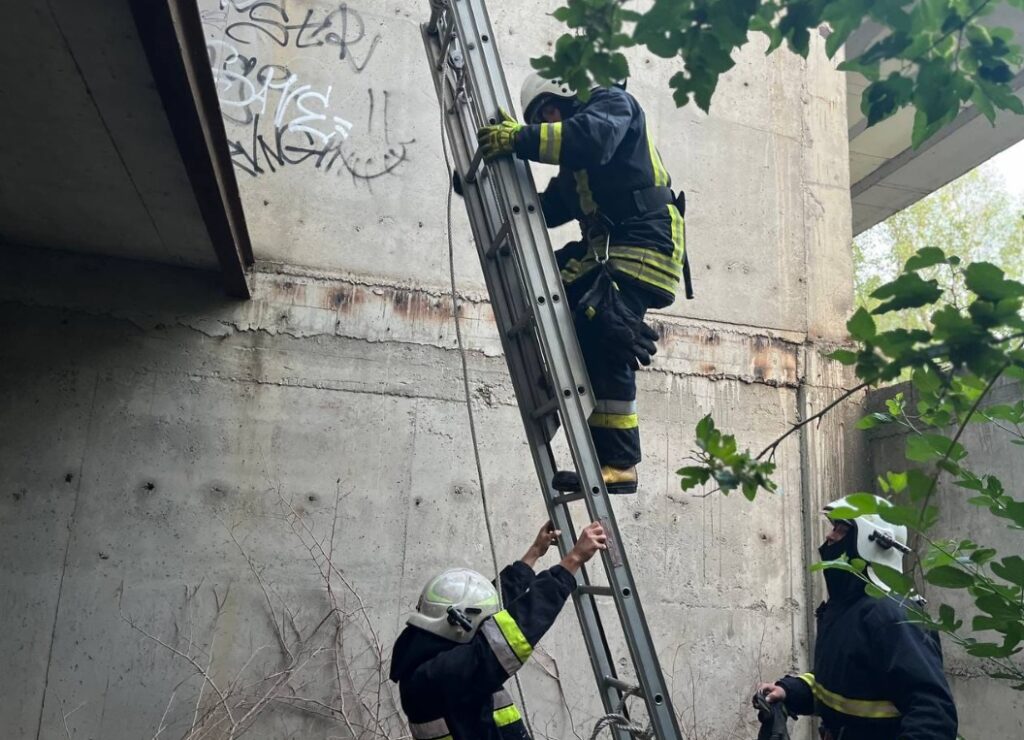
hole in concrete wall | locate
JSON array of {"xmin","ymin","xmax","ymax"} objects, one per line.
[
  {"xmin": 144, "ymin": 482, "xmax": 156, "ymax": 492},
  {"xmin": 98, "ymin": 552, "xmax": 109, "ymax": 560},
  {"xmin": 65, "ymin": 473, "xmax": 73, "ymax": 483},
  {"xmin": 12, "ymin": 490, "xmax": 24, "ymax": 502},
  {"xmin": 633, "ymin": 511, "xmax": 641, "ymax": 520},
  {"xmin": 307, "ymin": 494, "xmax": 317, "ymax": 503},
  {"xmin": 414, "ymin": 496, "xmax": 423, "ymax": 507}
]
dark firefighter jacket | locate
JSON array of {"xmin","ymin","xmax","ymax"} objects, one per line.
[
  {"xmin": 512, "ymin": 86, "xmax": 685, "ymax": 308},
  {"xmin": 776, "ymin": 589, "xmax": 957, "ymax": 740},
  {"xmin": 389, "ymin": 561, "xmax": 576, "ymax": 740}
]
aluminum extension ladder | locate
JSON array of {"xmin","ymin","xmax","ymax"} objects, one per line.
[{"xmin": 421, "ymin": 3, "xmax": 683, "ymax": 739}]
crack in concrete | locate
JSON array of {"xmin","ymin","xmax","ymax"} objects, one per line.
[{"xmin": 35, "ymin": 372, "xmax": 100, "ymax": 740}]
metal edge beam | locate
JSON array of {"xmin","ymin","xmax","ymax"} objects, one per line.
[{"xmin": 128, "ymin": 0, "xmax": 253, "ymax": 298}]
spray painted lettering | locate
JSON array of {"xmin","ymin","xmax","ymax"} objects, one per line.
[
  {"xmin": 222, "ymin": 1, "xmax": 380, "ymax": 72},
  {"xmin": 204, "ymin": 2, "xmax": 413, "ymax": 183}
]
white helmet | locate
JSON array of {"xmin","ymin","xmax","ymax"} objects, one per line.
[
  {"xmin": 521, "ymin": 72, "xmax": 577, "ymax": 124},
  {"xmin": 824, "ymin": 495, "xmax": 910, "ymax": 592},
  {"xmin": 408, "ymin": 568, "xmax": 499, "ymax": 643}
]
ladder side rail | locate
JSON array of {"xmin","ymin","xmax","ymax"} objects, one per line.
[
  {"xmin": 441, "ymin": 3, "xmax": 684, "ymax": 739},
  {"xmin": 422, "ymin": 23, "xmax": 631, "ymax": 738}
]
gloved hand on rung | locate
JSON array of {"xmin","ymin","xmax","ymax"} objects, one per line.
[{"xmin": 476, "ymin": 108, "xmax": 522, "ymax": 161}]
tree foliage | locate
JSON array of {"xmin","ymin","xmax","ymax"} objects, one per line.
[
  {"xmin": 854, "ymin": 167, "xmax": 1024, "ymax": 334},
  {"xmin": 679, "ymin": 244, "xmax": 1024, "ymax": 687},
  {"xmin": 536, "ymin": 0, "xmax": 1024, "ymax": 147}
]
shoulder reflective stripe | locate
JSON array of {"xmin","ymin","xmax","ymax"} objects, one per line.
[
  {"xmin": 481, "ymin": 618, "xmax": 523, "ymax": 676},
  {"xmin": 492, "ymin": 688, "xmax": 514, "ymax": 708},
  {"xmin": 812, "ymin": 683, "xmax": 901, "ymax": 719},
  {"xmin": 645, "ymin": 123, "xmax": 668, "ymax": 187},
  {"xmin": 594, "ymin": 399, "xmax": 638, "ymax": 414},
  {"xmin": 493, "ymin": 610, "xmax": 533, "ymax": 662},
  {"xmin": 409, "ymin": 718, "xmax": 452, "ymax": 740},
  {"xmin": 539, "ymin": 123, "xmax": 562, "ymax": 164},
  {"xmin": 798, "ymin": 673, "xmax": 815, "ymax": 688},
  {"xmin": 574, "ymin": 171, "xmax": 597, "ymax": 215},
  {"xmin": 493, "ymin": 703, "xmax": 523, "ymax": 727},
  {"xmin": 590, "ymin": 412, "xmax": 639, "ymax": 430}
]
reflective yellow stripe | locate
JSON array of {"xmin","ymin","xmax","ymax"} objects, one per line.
[
  {"xmin": 804, "ymin": 677, "xmax": 900, "ymax": 719},
  {"xmin": 492, "ymin": 610, "xmax": 532, "ymax": 663},
  {"xmin": 646, "ymin": 123, "xmax": 668, "ymax": 187},
  {"xmin": 608, "ymin": 246, "xmax": 682, "ymax": 279},
  {"xmin": 539, "ymin": 123, "xmax": 562, "ymax": 164},
  {"xmin": 493, "ymin": 704, "xmax": 522, "ymax": 727},
  {"xmin": 608, "ymin": 260, "xmax": 677, "ymax": 295},
  {"xmin": 590, "ymin": 412, "xmax": 639, "ymax": 430},
  {"xmin": 574, "ymin": 170, "xmax": 597, "ymax": 215},
  {"xmin": 668, "ymin": 203, "xmax": 685, "ymax": 265}
]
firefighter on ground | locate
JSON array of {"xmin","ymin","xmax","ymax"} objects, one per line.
[
  {"xmin": 389, "ymin": 520, "xmax": 607, "ymax": 740},
  {"xmin": 755, "ymin": 495, "xmax": 958, "ymax": 740},
  {"xmin": 474, "ymin": 72, "xmax": 690, "ymax": 495}
]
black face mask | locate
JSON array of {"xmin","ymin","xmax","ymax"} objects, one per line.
[{"xmin": 818, "ymin": 531, "xmax": 865, "ymax": 603}]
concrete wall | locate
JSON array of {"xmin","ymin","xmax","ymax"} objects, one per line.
[
  {"xmin": 0, "ymin": 1, "xmax": 856, "ymax": 738},
  {"xmin": 865, "ymin": 379, "xmax": 1024, "ymax": 740}
]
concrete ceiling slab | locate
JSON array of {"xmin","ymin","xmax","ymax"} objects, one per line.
[
  {"xmin": 0, "ymin": 0, "xmax": 243, "ymax": 274},
  {"xmin": 846, "ymin": 9, "xmax": 1024, "ymax": 235}
]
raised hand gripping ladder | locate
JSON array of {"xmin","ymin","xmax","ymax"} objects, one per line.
[{"xmin": 422, "ymin": 3, "xmax": 682, "ymax": 739}]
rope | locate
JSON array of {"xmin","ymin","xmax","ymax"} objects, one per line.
[
  {"xmin": 587, "ymin": 687, "xmax": 653, "ymax": 740},
  {"xmin": 437, "ymin": 79, "xmax": 536, "ymax": 739}
]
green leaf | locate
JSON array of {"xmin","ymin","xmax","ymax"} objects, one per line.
[
  {"xmin": 829, "ymin": 348, "xmax": 858, "ymax": 365},
  {"xmin": 906, "ymin": 433, "xmax": 967, "ymax": 463},
  {"xmin": 847, "ymin": 307, "xmax": 878, "ymax": 341},
  {"xmin": 971, "ymin": 548, "xmax": 998, "ymax": 565},
  {"xmin": 991, "ymin": 556, "xmax": 1024, "ymax": 588},
  {"xmin": 964, "ymin": 262, "xmax": 1024, "ymax": 301},
  {"xmin": 904, "ymin": 247, "xmax": 948, "ymax": 271},
  {"xmin": 870, "ymin": 272, "xmax": 943, "ymax": 314},
  {"xmin": 856, "ymin": 412, "xmax": 893, "ymax": 430},
  {"xmin": 827, "ymin": 493, "xmax": 884, "ymax": 520},
  {"xmin": 871, "ymin": 562, "xmax": 914, "ymax": 593},
  {"xmin": 925, "ymin": 566, "xmax": 975, "ymax": 588}
]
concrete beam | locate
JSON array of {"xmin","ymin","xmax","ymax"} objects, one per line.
[{"xmin": 130, "ymin": 0, "xmax": 253, "ymax": 297}]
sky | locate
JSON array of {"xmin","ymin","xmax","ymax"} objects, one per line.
[{"xmin": 988, "ymin": 138, "xmax": 1024, "ymax": 198}]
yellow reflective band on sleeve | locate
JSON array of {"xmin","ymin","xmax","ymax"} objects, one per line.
[
  {"xmin": 493, "ymin": 704, "xmax": 523, "ymax": 727},
  {"xmin": 539, "ymin": 123, "xmax": 562, "ymax": 164},
  {"xmin": 493, "ymin": 610, "xmax": 533, "ymax": 663},
  {"xmin": 798, "ymin": 673, "xmax": 815, "ymax": 688},
  {"xmin": 812, "ymin": 682, "xmax": 901, "ymax": 720},
  {"xmin": 590, "ymin": 412, "xmax": 639, "ymax": 430}
]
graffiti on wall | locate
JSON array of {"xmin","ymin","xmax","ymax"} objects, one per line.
[{"xmin": 203, "ymin": 1, "xmax": 414, "ymax": 185}]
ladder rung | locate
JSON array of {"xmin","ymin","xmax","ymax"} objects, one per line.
[
  {"xmin": 578, "ymin": 585, "xmax": 614, "ymax": 597},
  {"xmin": 485, "ymin": 221, "xmax": 511, "ymax": 259},
  {"xmin": 465, "ymin": 144, "xmax": 486, "ymax": 184},
  {"xmin": 530, "ymin": 397, "xmax": 559, "ymax": 420},
  {"xmin": 604, "ymin": 675, "xmax": 643, "ymax": 697},
  {"xmin": 505, "ymin": 312, "xmax": 533, "ymax": 339},
  {"xmin": 550, "ymin": 490, "xmax": 585, "ymax": 506}
]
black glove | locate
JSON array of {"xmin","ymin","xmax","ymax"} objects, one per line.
[
  {"xmin": 574, "ymin": 267, "xmax": 659, "ymax": 371},
  {"xmin": 752, "ymin": 692, "xmax": 791, "ymax": 740},
  {"xmin": 452, "ymin": 171, "xmax": 464, "ymax": 197}
]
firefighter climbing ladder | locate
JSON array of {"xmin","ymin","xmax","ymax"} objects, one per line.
[{"xmin": 422, "ymin": 3, "xmax": 683, "ymax": 739}]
